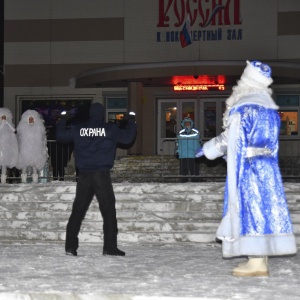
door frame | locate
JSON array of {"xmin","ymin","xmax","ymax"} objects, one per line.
[
  {"xmin": 199, "ymin": 98, "xmax": 226, "ymax": 141},
  {"xmin": 157, "ymin": 98, "xmax": 198, "ymax": 155}
]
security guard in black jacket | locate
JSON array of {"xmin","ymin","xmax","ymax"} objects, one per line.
[{"xmin": 56, "ymin": 103, "xmax": 137, "ymax": 256}]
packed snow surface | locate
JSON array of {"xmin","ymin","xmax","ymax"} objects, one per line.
[
  {"xmin": 0, "ymin": 242, "xmax": 299, "ymax": 300},
  {"xmin": 0, "ymin": 181, "xmax": 299, "ymax": 300}
]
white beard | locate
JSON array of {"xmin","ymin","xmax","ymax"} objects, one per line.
[{"xmin": 222, "ymin": 77, "xmax": 273, "ymax": 129}]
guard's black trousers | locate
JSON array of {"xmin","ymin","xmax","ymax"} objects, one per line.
[{"xmin": 65, "ymin": 171, "xmax": 118, "ymax": 252}]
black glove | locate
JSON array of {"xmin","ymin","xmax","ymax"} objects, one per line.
[
  {"xmin": 127, "ymin": 111, "xmax": 136, "ymax": 122},
  {"xmin": 175, "ymin": 152, "xmax": 179, "ymax": 160}
]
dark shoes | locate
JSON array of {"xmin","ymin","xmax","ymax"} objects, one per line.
[
  {"xmin": 103, "ymin": 248, "xmax": 125, "ymax": 256},
  {"xmin": 65, "ymin": 247, "xmax": 125, "ymax": 257},
  {"xmin": 66, "ymin": 249, "xmax": 77, "ymax": 256}
]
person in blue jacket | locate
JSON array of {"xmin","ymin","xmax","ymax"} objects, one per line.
[
  {"xmin": 56, "ymin": 103, "xmax": 137, "ymax": 257},
  {"xmin": 176, "ymin": 117, "xmax": 202, "ymax": 182}
]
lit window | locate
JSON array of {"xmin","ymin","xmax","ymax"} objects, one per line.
[
  {"xmin": 278, "ymin": 110, "xmax": 298, "ymax": 136},
  {"xmin": 277, "ymin": 95, "xmax": 299, "ymax": 137}
]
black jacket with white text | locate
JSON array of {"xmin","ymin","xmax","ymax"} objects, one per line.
[{"xmin": 55, "ymin": 103, "xmax": 137, "ymax": 172}]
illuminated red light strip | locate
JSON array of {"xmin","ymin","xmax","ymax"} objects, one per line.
[{"xmin": 174, "ymin": 84, "xmax": 225, "ymax": 91}]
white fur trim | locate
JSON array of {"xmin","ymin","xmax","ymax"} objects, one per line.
[
  {"xmin": 241, "ymin": 61, "xmax": 273, "ymax": 87},
  {"xmin": 203, "ymin": 139, "xmax": 224, "ymax": 160},
  {"xmin": 235, "ymin": 92, "xmax": 278, "ymax": 110}
]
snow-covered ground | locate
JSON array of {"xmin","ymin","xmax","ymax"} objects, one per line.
[
  {"xmin": 0, "ymin": 181, "xmax": 299, "ymax": 300},
  {"xmin": 0, "ymin": 242, "xmax": 299, "ymax": 300}
]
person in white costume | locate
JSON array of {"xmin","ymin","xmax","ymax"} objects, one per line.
[
  {"xmin": 195, "ymin": 61, "xmax": 297, "ymax": 277},
  {"xmin": 0, "ymin": 108, "xmax": 18, "ymax": 184},
  {"xmin": 16, "ymin": 110, "xmax": 48, "ymax": 183}
]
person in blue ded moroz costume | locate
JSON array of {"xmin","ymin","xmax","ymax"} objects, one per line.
[{"xmin": 195, "ymin": 60, "xmax": 297, "ymax": 277}]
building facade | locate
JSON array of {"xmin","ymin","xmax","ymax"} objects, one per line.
[{"xmin": 3, "ymin": 0, "xmax": 300, "ymax": 157}]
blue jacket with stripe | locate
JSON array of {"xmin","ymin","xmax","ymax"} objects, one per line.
[{"xmin": 176, "ymin": 128, "xmax": 201, "ymax": 159}]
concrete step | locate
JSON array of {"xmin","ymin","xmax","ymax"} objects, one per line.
[
  {"xmin": 1, "ymin": 217, "xmax": 299, "ymax": 233},
  {"xmin": 0, "ymin": 182, "xmax": 299, "ymax": 246},
  {"xmin": 111, "ymin": 155, "xmax": 228, "ymax": 182},
  {"xmin": 0, "ymin": 220, "xmax": 221, "ymax": 232},
  {"xmin": 0, "ymin": 210, "xmax": 223, "ymax": 222}
]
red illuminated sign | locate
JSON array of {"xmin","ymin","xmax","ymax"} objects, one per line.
[{"xmin": 174, "ymin": 84, "xmax": 225, "ymax": 91}]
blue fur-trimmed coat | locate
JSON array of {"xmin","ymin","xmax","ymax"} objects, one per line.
[{"xmin": 203, "ymin": 92, "xmax": 297, "ymax": 258}]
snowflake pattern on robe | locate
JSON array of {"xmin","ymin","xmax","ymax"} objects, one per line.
[
  {"xmin": 203, "ymin": 93, "xmax": 297, "ymax": 257},
  {"xmin": 228, "ymin": 104, "xmax": 293, "ymax": 235}
]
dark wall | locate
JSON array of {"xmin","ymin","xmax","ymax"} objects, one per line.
[{"xmin": 0, "ymin": 0, "xmax": 4, "ymax": 107}]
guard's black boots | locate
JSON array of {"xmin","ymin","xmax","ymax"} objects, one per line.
[
  {"xmin": 103, "ymin": 248, "xmax": 125, "ymax": 256},
  {"xmin": 103, "ymin": 227, "xmax": 124, "ymax": 256},
  {"xmin": 66, "ymin": 249, "xmax": 78, "ymax": 256}
]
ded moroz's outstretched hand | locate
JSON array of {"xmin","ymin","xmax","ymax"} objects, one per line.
[{"xmin": 195, "ymin": 147, "xmax": 204, "ymax": 158}]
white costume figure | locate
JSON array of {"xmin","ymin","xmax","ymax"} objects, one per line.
[
  {"xmin": 0, "ymin": 108, "xmax": 18, "ymax": 183},
  {"xmin": 195, "ymin": 61, "xmax": 297, "ymax": 277},
  {"xmin": 16, "ymin": 110, "xmax": 48, "ymax": 183}
]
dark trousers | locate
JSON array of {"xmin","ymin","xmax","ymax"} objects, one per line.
[
  {"xmin": 179, "ymin": 158, "xmax": 199, "ymax": 182},
  {"xmin": 65, "ymin": 171, "xmax": 118, "ymax": 251}
]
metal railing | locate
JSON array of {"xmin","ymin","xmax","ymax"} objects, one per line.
[
  {"xmin": 3, "ymin": 140, "xmax": 77, "ymax": 184},
  {"xmin": 161, "ymin": 138, "xmax": 300, "ymax": 181},
  {"xmin": 2, "ymin": 138, "xmax": 300, "ymax": 184},
  {"xmin": 161, "ymin": 138, "xmax": 226, "ymax": 181}
]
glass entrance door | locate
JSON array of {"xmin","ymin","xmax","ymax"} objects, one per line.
[
  {"xmin": 200, "ymin": 99, "xmax": 226, "ymax": 140},
  {"xmin": 158, "ymin": 99, "xmax": 197, "ymax": 155}
]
